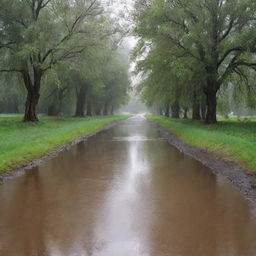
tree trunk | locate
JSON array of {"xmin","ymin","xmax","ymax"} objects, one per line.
[
  {"xmin": 110, "ymin": 106, "xmax": 114, "ymax": 115},
  {"xmin": 201, "ymin": 96, "xmax": 206, "ymax": 121},
  {"xmin": 47, "ymin": 100, "xmax": 61, "ymax": 116},
  {"xmin": 47, "ymin": 102, "xmax": 56, "ymax": 116},
  {"xmin": 12, "ymin": 98, "xmax": 20, "ymax": 113},
  {"xmin": 86, "ymin": 101, "xmax": 92, "ymax": 116},
  {"xmin": 205, "ymin": 91, "xmax": 217, "ymax": 124},
  {"xmin": 171, "ymin": 101, "xmax": 180, "ymax": 118},
  {"xmin": 183, "ymin": 108, "xmax": 188, "ymax": 119},
  {"xmin": 23, "ymin": 89, "xmax": 40, "ymax": 122},
  {"xmin": 56, "ymin": 89, "xmax": 65, "ymax": 116},
  {"xmin": 192, "ymin": 91, "xmax": 201, "ymax": 120},
  {"xmin": 103, "ymin": 102, "xmax": 109, "ymax": 115},
  {"xmin": 22, "ymin": 69, "xmax": 42, "ymax": 122},
  {"xmin": 94, "ymin": 105, "xmax": 102, "ymax": 115},
  {"xmin": 165, "ymin": 103, "xmax": 170, "ymax": 117},
  {"xmin": 192, "ymin": 103, "xmax": 201, "ymax": 120},
  {"xmin": 74, "ymin": 85, "xmax": 87, "ymax": 117}
]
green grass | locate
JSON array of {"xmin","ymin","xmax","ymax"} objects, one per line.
[
  {"xmin": 0, "ymin": 114, "xmax": 131, "ymax": 174},
  {"xmin": 146, "ymin": 115, "xmax": 256, "ymax": 172}
]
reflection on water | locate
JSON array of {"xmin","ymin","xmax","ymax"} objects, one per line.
[
  {"xmin": 0, "ymin": 116, "xmax": 256, "ymax": 256},
  {"xmin": 111, "ymin": 135, "xmax": 164, "ymax": 141},
  {"xmin": 93, "ymin": 136, "xmax": 152, "ymax": 256}
]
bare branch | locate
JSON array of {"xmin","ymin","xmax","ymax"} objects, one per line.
[{"xmin": 219, "ymin": 17, "xmax": 235, "ymax": 42}]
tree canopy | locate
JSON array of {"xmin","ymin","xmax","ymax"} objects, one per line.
[
  {"xmin": 0, "ymin": 0, "xmax": 130, "ymax": 121},
  {"xmin": 133, "ymin": 0, "xmax": 256, "ymax": 123}
]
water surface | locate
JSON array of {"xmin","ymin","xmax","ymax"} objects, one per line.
[{"xmin": 0, "ymin": 116, "xmax": 256, "ymax": 256}]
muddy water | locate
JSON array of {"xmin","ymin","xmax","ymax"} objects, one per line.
[{"xmin": 1, "ymin": 116, "xmax": 256, "ymax": 256}]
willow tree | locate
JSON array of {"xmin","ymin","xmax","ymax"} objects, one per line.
[
  {"xmin": 67, "ymin": 30, "xmax": 129, "ymax": 117},
  {"xmin": 133, "ymin": 35, "xmax": 204, "ymax": 119},
  {"xmin": 0, "ymin": 0, "xmax": 103, "ymax": 121},
  {"xmin": 133, "ymin": 0, "xmax": 256, "ymax": 123}
]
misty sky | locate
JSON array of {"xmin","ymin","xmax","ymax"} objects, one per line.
[
  {"xmin": 105, "ymin": 0, "xmax": 140, "ymax": 90},
  {"xmin": 107, "ymin": 0, "xmax": 137, "ymax": 49}
]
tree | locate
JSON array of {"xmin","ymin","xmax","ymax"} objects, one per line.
[
  {"xmin": 133, "ymin": 0, "xmax": 256, "ymax": 123},
  {"xmin": 101, "ymin": 50, "xmax": 130, "ymax": 115},
  {"xmin": 0, "ymin": 0, "xmax": 103, "ymax": 121},
  {"xmin": 40, "ymin": 62, "xmax": 74, "ymax": 116}
]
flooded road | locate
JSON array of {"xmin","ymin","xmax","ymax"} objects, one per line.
[{"xmin": 1, "ymin": 116, "xmax": 256, "ymax": 256}]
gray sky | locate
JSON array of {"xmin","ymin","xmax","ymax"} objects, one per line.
[
  {"xmin": 105, "ymin": 0, "xmax": 137, "ymax": 49},
  {"xmin": 107, "ymin": 0, "xmax": 144, "ymax": 109},
  {"xmin": 104, "ymin": 0, "xmax": 139, "ymax": 87}
]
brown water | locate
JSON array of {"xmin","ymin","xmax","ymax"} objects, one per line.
[{"xmin": 1, "ymin": 116, "xmax": 256, "ymax": 256}]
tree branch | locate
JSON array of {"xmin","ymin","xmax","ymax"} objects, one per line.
[
  {"xmin": 0, "ymin": 69, "xmax": 22, "ymax": 73},
  {"xmin": 218, "ymin": 46, "xmax": 244, "ymax": 67}
]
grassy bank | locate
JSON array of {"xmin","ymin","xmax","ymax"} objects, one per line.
[
  {"xmin": 0, "ymin": 114, "xmax": 130, "ymax": 174},
  {"xmin": 146, "ymin": 115, "xmax": 256, "ymax": 172}
]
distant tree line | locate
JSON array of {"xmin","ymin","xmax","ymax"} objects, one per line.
[
  {"xmin": 133, "ymin": 0, "xmax": 256, "ymax": 123},
  {"xmin": 0, "ymin": 0, "xmax": 130, "ymax": 121}
]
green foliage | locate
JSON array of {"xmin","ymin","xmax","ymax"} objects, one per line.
[
  {"xmin": 147, "ymin": 115, "xmax": 256, "ymax": 172},
  {"xmin": 133, "ymin": 0, "xmax": 256, "ymax": 122},
  {"xmin": 0, "ymin": 0, "xmax": 130, "ymax": 119},
  {"xmin": 0, "ymin": 114, "xmax": 131, "ymax": 174}
]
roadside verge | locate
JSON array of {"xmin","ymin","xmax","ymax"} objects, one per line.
[{"xmin": 0, "ymin": 115, "xmax": 131, "ymax": 182}]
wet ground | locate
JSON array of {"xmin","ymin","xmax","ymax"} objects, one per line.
[{"xmin": 0, "ymin": 115, "xmax": 256, "ymax": 256}]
